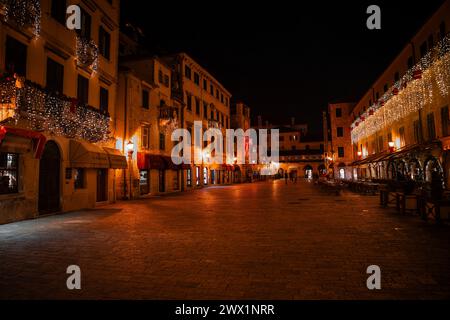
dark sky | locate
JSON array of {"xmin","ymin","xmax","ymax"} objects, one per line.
[{"xmin": 121, "ymin": 0, "xmax": 446, "ymax": 134}]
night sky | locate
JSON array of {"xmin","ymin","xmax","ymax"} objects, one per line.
[{"xmin": 121, "ymin": 0, "xmax": 446, "ymax": 134}]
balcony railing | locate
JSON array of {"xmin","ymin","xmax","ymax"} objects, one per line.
[{"xmin": 0, "ymin": 76, "xmax": 110, "ymax": 142}]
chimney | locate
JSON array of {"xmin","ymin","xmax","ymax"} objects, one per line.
[{"xmin": 291, "ymin": 117, "xmax": 295, "ymax": 127}]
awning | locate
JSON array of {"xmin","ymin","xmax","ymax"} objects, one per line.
[
  {"xmin": 0, "ymin": 126, "xmax": 46, "ymax": 158},
  {"xmin": 351, "ymin": 141, "xmax": 441, "ymax": 166},
  {"xmin": 137, "ymin": 153, "xmax": 165, "ymax": 170},
  {"xmin": 103, "ymin": 147, "xmax": 127, "ymax": 169},
  {"xmin": 70, "ymin": 140, "xmax": 109, "ymax": 168}
]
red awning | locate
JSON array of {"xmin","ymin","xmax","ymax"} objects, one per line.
[
  {"xmin": 137, "ymin": 153, "xmax": 166, "ymax": 170},
  {"xmin": 0, "ymin": 126, "xmax": 46, "ymax": 158},
  {"xmin": 137, "ymin": 153, "xmax": 189, "ymax": 170}
]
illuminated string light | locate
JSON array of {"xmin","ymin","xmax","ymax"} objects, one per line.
[
  {"xmin": 0, "ymin": 75, "xmax": 110, "ymax": 142},
  {"xmin": 0, "ymin": 0, "xmax": 41, "ymax": 36},
  {"xmin": 76, "ymin": 36, "xmax": 99, "ymax": 71},
  {"xmin": 351, "ymin": 35, "xmax": 450, "ymax": 143}
]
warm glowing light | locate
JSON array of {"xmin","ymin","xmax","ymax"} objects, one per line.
[
  {"xmin": 388, "ymin": 141, "xmax": 395, "ymax": 148},
  {"xmin": 126, "ymin": 140, "xmax": 135, "ymax": 153}
]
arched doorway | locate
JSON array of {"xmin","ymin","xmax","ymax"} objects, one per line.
[
  {"xmin": 424, "ymin": 157, "xmax": 444, "ymax": 185},
  {"xmin": 387, "ymin": 161, "xmax": 397, "ymax": 180},
  {"xmin": 408, "ymin": 158, "xmax": 423, "ymax": 181},
  {"xmin": 303, "ymin": 165, "xmax": 313, "ymax": 179},
  {"xmin": 38, "ymin": 141, "xmax": 61, "ymax": 214}
]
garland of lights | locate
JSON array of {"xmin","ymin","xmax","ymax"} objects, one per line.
[
  {"xmin": 158, "ymin": 105, "xmax": 179, "ymax": 134},
  {"xmin": 0, "ymin": 75, "xmax": 110, "ymax": 142},
  {"xmin": 0, "ymin": 0, "xmax": 41, "ymax": 36},
  {"xmin": 76, "ymin": 36, "xmax": 99, "ymax": 71},
  {"xmin": 351, "ymin": 35, "xmax": 450, "ymax": 143}
]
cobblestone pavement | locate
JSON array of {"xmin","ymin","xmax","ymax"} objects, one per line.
[{"xmin": 1, "ymin": 180, "xmax": 450, "ymax": 299}]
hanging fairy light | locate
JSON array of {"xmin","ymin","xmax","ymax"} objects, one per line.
[
  {"xmin": 351, "ymin": 34, "xmax": 450, "ymax": 143},
  {"xmin": 0, "ymin": 0, "xmax": 41, "ymax": 36},
  {"xmin": 0, "ymin": 75, "xmax": 110, "ymax": 142},
  {"xmin": 76, "ymin": 36, "xmax": 99, "ymax": 71},
  {"xmin": 158, "ymin": 104, "xmax": 178, "ymax": 134}
]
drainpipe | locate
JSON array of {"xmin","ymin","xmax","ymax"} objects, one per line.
[{"xmin": 123, "ymin": 75, "xmax": 128, "ymax": 200}]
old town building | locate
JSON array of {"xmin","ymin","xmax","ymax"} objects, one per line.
[
  {"xmin": 348, "ymin": 0, "xmax": 450, "ymax": 187},
  {"xmin": 0, "ymin": 0, "xmax": 125, "ymax": 224},
  {"xmin": 230, "ymin": 101, "xmax": 253, "ymax": 182},
  {"xmin": 161, "ymin": 53, "xmax": 233, "ymax": 188},
  {"xmin": 328, "ymin": 102, "xmax": 355, "ymax": 180}
]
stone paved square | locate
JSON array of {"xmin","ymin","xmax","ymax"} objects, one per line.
[{"xmin": 1, "ymin": 180, "xmax": 450, "ymax": 299}]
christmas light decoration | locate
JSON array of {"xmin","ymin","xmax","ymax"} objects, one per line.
[
  {"xmin": 158, "ymin": 105, "xmax": 178, "ymax": 134},
  {"xmin": 76, "ymin": 36, "xmax": 99, "ymax": 71},
  {"xmin": 0, "ymin": 75, "xmax": 110, "ymax": 142},
  {"xmin": 0, "ymin": 0, "xmax": 41, "ymax": 36},
  {"xmin": 351, "ymin": 35, "xmax": 450, "ymax": 143}
]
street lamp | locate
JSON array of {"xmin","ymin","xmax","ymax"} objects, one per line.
[
  {"xmin": 388, "ymin": 141, "xmax": 395, "ymax": 153},
  {"xmin": 126, "ymin": 140, "xmax": 135, "ymax": 157},
  {"xmin": 126, "ymin": 140, "xmax": 134, "ymax": 200}
]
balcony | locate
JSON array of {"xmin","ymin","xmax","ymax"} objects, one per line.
[
  {"xmin": 158, "ymin": 103, "xmax": 178, "ymax": 133},
  {"xmin": 0, "ymin": 76, "xmax": 110, "ymax": 142}
]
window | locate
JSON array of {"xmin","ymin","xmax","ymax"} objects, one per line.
[
  {"xmin": 441, "ymin": 106, "xmax": 449, "ymax": 137},
  {"xmin": 186, "ymin": 94, "xmax": 192, "ymax": 111},
  {"xmin": 74, "ymin": 168, "xmax": 85, "ymax": 189},
  {"xmin": 440, "ymin": 21, "xmax": 446, "ymax": 40},
  {"xmin": 335, "ymin": 108, "xmax": 342, "ymax": 118},
  {"xmin": 5, "ymin": 36, "xmax": 27, "ymax": 76},
  {"xmin": 377, "ymin": 136, "xmax": 383, "ymax": 152},
  {"xmin": 163, "ymin": 75, "xmax": 169, "ymax": 87},
  {"xmin": 185, "ymin": 65, "xmax": 192, "ymax": 79},
  {"xmin": 407, "ymin": 56, "xmax": 414, "ymax": 69},
  {"xmin": 51, "ymin": 0, "xmax": 67, "ymax": 25},
  {"xmin": 210, "ymin": 84, "xmax": 214, "ymax": 95},
  {"xmin": 46, "ymin": 58, "xmax": 64, "ymax": 93},
  {"xmin": 203, "ymin": 167, "xmax": 208, "ymax": 185},
  {"xmin": 194, "ymin": 72, "xmax": 200, "ymax": 85},
  {"xmin": 203, "ymin": 79, "xmax": 207, "ymax": 90},
  {"xmin": 0, "ymin": 153, "xmax": 18, "ymax": 194},
  {"xmin": 196, "ymin": 166, "xmax": 200, "ymax": 186},
  {"xmin": 77, "ymin": 75, "xmax": 89, "ymax": 105},
  {"xmin": 399, "ymin": 127, "xmax": 405, "ymax": 147},
  {"xmin": 99, "ymin": 87, "xmax": 109, "ymax": 113},
  {"xmin": 420, "ymin": 42, "xmax": 427, "ymax": 58},
  {"xmin": 427, "ymin": 112, "xmax": 436, "ymax": 140},
  {"xmin": 159, "ymin": 132, "xmax": 165, "ymax": 150},
  {"xmin": 79, "ymin": 8, "xmax": 92, "ymax": 39},
  {"xmin": 141, "ymin": 125, "xmax": 150, "ymax": 149},
  {"xmin": 337, "ymin": 127, "xmax": 344, "ymax": 137},
  {"xmin": 221, "ymin": 93, "xmax": 224, "ymax": 103},
  {"xmin": 158, "ymin": 70, "xmax": 163, "ymax": 83},
  {"xmin": 186, "ymin": 169, "xmax": 192, "ymax": 187},
  {"xmin": 428, "ymin": 34, "xmax": 434, "ymax": 49},
  {"xmin": 142, "ymin": 89, "xmax": 149, "ymax": 109},
  {"xmin": 203, "ymin": 102, "xmax": 208, "ymax": 119},
  {"xmin": 338, "ymin": 147, "xmax": 345, "ymax": 158},
  {"xmin": 413, "ymin": 120, "xmax": 421, "ymax": 143},
  {"xmin": 99, "ymin": 26, "xmax": 111, "ymax": 60},
  {"xmin": 195, "ymin": 99, "xmax": 200, "ymax": 115},
  {"xmin": 216, "ymin": 89, "xmax": 219, "ymax": 99},
  {"xmin": 387, "ymin": 132, "xmax": 392, "ymax": 145}
]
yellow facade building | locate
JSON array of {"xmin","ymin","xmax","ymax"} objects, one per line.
[
  {"xmin": 348, "ymin": 0, "xmax": 450, "ymax": 187},
  {"xmin": 0, "ymin": 0, "xmax": 126, "ymax": 224}
]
